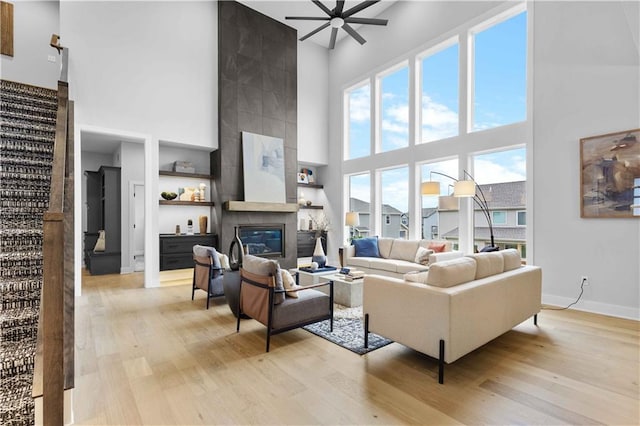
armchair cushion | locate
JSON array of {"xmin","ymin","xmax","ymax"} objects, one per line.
[
  {"xmin": 242, "ymin": 254, "xmax": 285, "ymax": 304},
  {"xmin": 272, "ymin": 289, "xmax": 331, "ymax": 329}
]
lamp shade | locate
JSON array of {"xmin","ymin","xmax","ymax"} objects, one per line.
[
  {"xmin": 421, "ymin": 181, "xmax": 440, "ymax": 195},
  {"xmin": 345, "ymin": 211, "xmax": 360, "ymax": 227},
  {"xmin": 438, "ymin": 195, "xmax": 459, "ymax": 210},
  {"xmin": 454, "ymin": 180, "xmax": 475, "ymax": 197}
]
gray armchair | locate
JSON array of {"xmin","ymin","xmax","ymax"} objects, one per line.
[
  {"xmin": 236, "ymin": 254, "xmax": 333, "ymax": 352},
  {"xmin": 192, "ymin": 245, "xmax": 225, "ymax": 309}
]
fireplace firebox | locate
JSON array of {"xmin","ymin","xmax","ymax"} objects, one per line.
[{"xmin": 238, "ymin": 224, "xmax": 285, "ymax": 258}]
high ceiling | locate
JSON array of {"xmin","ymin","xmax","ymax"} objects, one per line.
[{"xmin": 239, "ymin": 1, "xmax": 396, "ymax": 49}]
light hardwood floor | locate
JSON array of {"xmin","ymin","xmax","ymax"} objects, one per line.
[{"xmin": 74, "ymin": 270, "xmax": 639, "ymax": 425}]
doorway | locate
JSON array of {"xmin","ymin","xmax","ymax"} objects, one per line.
[{"xmin": 132, "ymin": 182, "xmax": 145, "ymax": 271}]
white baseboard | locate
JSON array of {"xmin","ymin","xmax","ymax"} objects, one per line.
[
  {"xmin": 120, "ymin": 266, "xmax": 134, "ymax": 274},
  {"xmin": 542, "ymin": 293, "xmax": 640, "ymax": 321}
]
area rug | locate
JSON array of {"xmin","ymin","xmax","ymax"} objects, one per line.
[{"xmin": 303, "ymin": 305, "xmax": 393, "ymax": 355}]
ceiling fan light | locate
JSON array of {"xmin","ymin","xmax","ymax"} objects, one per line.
[{"xmin": 331, "ymin": 17, "xmax": 344, "ymax": 28}]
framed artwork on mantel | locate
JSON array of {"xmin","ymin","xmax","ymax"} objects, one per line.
[
  {"xmin": 580, "ymin": 128, "xmax": 640, "ymax": 218},
  {"xmin": 242, "ymin": 131, "xmax": 286, "ymax": 203}
]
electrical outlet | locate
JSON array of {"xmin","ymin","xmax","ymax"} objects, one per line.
[
  {"xmin": 47, "ymin": 55, "xmax": 56, "ymax": 63},
  {"xmin": 581, "ymin": 276, "xmax": 589, "ymax": 285}
]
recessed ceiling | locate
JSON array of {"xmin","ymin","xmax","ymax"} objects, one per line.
[{"xmin": 239, "ymin": 1, "xmax": 396, "ymax": 49}]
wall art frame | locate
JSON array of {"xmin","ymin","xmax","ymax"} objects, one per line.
[
  {"xmin": 241, "ymin": 131, "xmax": 286, "ymax": 203},
  {"xmin": 580, "ymin": 128, "xmax": 640, "ymax": 218}
]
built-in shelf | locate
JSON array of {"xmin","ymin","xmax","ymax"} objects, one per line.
[
  {"xmin": 159, "ymin": 200, "xmax": 215, "ymax": 206},
  {"xmin": 297, "ymin": 183, "xmax": 323, "ymax": 189},
  {"xmin": 159, "ymin": 170, "xmax": 214, "ymax": 179},
  {"xmin": 224, "ymin": 201, "xmax": 298, "ymax": 212},
  {"xmin": 299, "ymin": 205, "xmax": 323, "ymax": 210}
]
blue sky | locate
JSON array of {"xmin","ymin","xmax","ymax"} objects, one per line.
[{"xmin": 348, "ymin": 10, "xmax": 527, "ymax": 213}]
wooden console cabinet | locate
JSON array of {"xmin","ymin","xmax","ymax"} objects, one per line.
[
  {"xmin": 297, "ymin": 230, "xmax": 327, "ymax": 258},
  {"xmin": 159, "ymin": 233, "xmax": 218, "ymax": 271}
]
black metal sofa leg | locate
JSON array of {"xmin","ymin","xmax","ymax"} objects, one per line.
[
  {"xmin": 534, "ymin": 313, "xmax": 538, "ymax": 326},
  {"xmin": 439, "ymin": 339, "xmax": 445, "ymax": 384}
]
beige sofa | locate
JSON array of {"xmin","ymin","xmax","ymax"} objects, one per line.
[
  {"xmin": 343, "ymin": 237, "xmax": 462, "ymax": 278},
  {"xmin": 363, "ymin": 249, "xmax": 541, "ymax": 383}
]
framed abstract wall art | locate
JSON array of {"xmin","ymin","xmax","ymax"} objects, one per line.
[
  {"xmin": 580, "ymin": 128, "xmax": 640, "ymax": 218},
  {"xmin": 241, "ymin": 132, "xmax": 286, "ymax": 203}
]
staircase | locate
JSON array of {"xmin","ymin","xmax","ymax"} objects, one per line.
[{"xmin": 0, "ymin": 80, "xmax": 57, "ymax": 425}]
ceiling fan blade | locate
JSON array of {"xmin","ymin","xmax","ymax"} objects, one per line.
[
  {"xmin": 285, "ymin": 16, "xmax": 331, "ymax": 21},
  {"xmin": 334, "ymin": 1, "xmax": 345, "ymax": 15},
  {"xmin": 299, "ymin": 22, "xmax": 331, "ymax": 41},
  {"xmin": 342, "ymin": 0, "xmax": 380, "ymax": 19},
  {"xmin": 344, "ymin": 17, "xmax": 388, "ymax": 26},
  {"xmin": 342, "ymin": 23, "xmax": 366, "ymax": 45},
  {"xmin": 312, "ymin": 0, "xmax": 334, "ymax": 17},
  {"xmin": 329, "ymin": 27, "xmax": 338, "ymax": 50}
]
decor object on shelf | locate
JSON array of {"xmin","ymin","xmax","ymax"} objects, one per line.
[
  {"xmin": 298, "ymin": 191, "xmax": 306, "ymax": 206},
  {"xmin": 422, "ymin": 170, "xmax": 498, "ymax": 251},
  {"xmin": 309, "ymin": 212, "xmax": 331, "ymax": 237},
  {"xmin": 312, "ymin": 237, "xmax": 327, "ymax": 268},
  {"xmin": 198, "ymin": 215, "xmax": 208, "ymax": 235},
  {"xmin": 173, "ymin": 160, "xmax": 195, "ymax": 173},
  {"xmin": 228, "ymin": 226, "xmax": 244, "ymax": 271},
  {"xmin": 186, "ymin": 219, "xmax": 194, "ymax": 235},
  {"xmin": 175, "ymin": 225, "xmax": 181, "ymax": 235},
  {"xmin": 580, "ymin": 128, "xmax": 640, "ymax": 218},
  {"xmin": 199, "ymin": 183, "xmax": 206, "ymax": 201},
  {"xmin": 161, "ymin": 191, "xmax": 177, "ymax": 200},
  {"xmin": 306, "ymin": 200, "xmax": 312, "ymax": 207},
  {"xmin": 242, "ymin": 131, "xmax": 285, "ymax": 203},
  {"xmin": 180, "ymin": 187, "xmax": 196, "ymax": 201},
  {"xmin": 93, "ymin": 230, "xmax": 105, "ymax": 252},
  {"xmin": 345, "ymin": 211, "xmax": 360, "ymax": 241},
  {"xmin": 297, "ymin": 172, "xmax": 309, "ymax": 184},
  {"xmin": 286, "ymin": 0, "xmax": 389, "ymax": 50}
]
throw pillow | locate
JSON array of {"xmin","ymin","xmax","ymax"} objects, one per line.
[
  {"xmin": 281, "ymin": 269, "xmax": 302, "ymax": 298},
  {"xmin": 93, "ymin": 230, "xmax": 106, "ymax": 252},
  {"xmin": 414, "ymin": 247, "xmax": 434, "ymax": 265},
  {"xmin": 241, "ymin": 254, "xmax": 285, "ymax": 304},
  {"xmin": 353, "ymin": 236, "xmax": 380, "ymax": 258},
  {"xmin": 428, "ymin": 242, "xmax": 446, "ymax": 253}
]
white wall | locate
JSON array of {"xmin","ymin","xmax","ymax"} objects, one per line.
[
  {"xmin": 60, "ymin": 1, "xmax": 217, "ymax": 149},
  {"xmin": 0, "ymin": 1, "xmax": 59, "ymax": 89},
  {"xmin": 325, "ymin": 0, "xmax": 640, "ymax": 319},
  {"xmin": 298, "ymin": 41, "xmax": 329, "ymax": 164},
  {"xmin": 532, "ymin": 1, "xmax": 639, "ymax": 319},
  {"xmin": 119, "ymin": 142, "xmax": 145, "ymax": 273}
]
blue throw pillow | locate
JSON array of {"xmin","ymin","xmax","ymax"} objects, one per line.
[{"xmin": 353, "ymin": 237, "xmax": 380, "ymax": 258}]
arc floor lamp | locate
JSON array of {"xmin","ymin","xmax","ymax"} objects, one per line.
[{"xmin": 422, "ymin": 170, "xmax": 498, "ymax": 251}]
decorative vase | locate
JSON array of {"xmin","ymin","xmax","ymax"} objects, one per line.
[
  {"xmin": 229, "ymin": 226, "xmax": 244, "ymax": 271},
  {"xmin": 312, "ymin": 237, "xmax": 327, "ymax": 268},
  {"xmin": 198, "ymin": 215, "xmax": 208, "ymax": 234}
]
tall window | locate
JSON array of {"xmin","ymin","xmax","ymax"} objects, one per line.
[
  {"xmin": 420, "ymin": 40, "xmax": 459, "ymax": 143},
  {"xmin": 473, "ymin": 147, "xmax": 526, "ymax": 254},
  {"xmin": 471, "ymin": 10, "xmax": 527, "ymax": 131},
  {"xmin": 380, "ymin": 167, "xmax": 409, "ymax": 238},
  {"xmin": 347, "ymin": 83, "xmax": 371, "ymax": 159},
  {"xmin": 349, "ymin": 173, "xmax": 371, "ymax": 237},
  {"xmin": 379, "ymin": 65, "xmax": 409, "ymax": 152},
  {"xmin": 421, "ymin": 159, "xmax": 459, "ymax": 240}
]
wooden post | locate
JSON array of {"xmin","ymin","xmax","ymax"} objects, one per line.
[{"xmin": 42, "ymin": 212, "xmax": 64, "ymax": 425}]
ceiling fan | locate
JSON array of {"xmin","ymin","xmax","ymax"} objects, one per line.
[{"xmin": 285, "ymin": 1, "xmax": 389, "ymax": 49}]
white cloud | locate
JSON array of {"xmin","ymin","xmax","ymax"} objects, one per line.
[
  {"xmin": 349, "ymin": 86, "xmax": 370, "ymax": 123},
  {"xmin": 474, "ymin": 158, "xmax": 526, "ymax": 184},
  {"xmin": 421, "ymin": 95, "xmax": 458, "ymax": 142}
]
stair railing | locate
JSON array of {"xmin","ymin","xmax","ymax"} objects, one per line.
[{"xmin": 37, "ymin": 34, "xmax": 74, "ymax": 425}]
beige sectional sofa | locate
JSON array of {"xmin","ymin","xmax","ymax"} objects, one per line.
[
  {"xmin": 343, "ymin": 237, "xmax": 463, "ymax": 278},
  {"xmin": 363, "ymin": 249, "xmax": 541, "ymax": 383}
]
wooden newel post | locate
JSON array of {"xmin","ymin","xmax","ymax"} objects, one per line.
[{"xmin": 42, "ymin": 212, "xmax": 65, "ymax": 426}]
